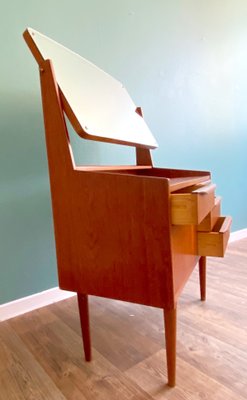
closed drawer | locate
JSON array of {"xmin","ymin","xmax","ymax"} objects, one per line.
[
  {"xmin": 197, "ymin": 216, "xmax": 232, "ymax": 257},
  {"xmin": 171, "ymin": 183, "xmax": 216, "ymax": 225},
  {"xmin": 197, "ymin": 196, "xmax": 221, "ymax": 232}
]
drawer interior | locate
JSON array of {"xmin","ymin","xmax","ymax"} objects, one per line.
[
  {"xmin": 197, "ymin": 216, "xmax": 232, "ymax": 257},
  {"xmin": 197, "ymin": 196, "xmax": 221, "ymax": 232}
]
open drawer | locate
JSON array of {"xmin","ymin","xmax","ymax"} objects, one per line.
[
  {"xmin": 171, "ymin": 182, "xmax": 216, "ymax": 225},
  {"xmin": 197, "ymin": 216, "xmax": 232, "ymax": 257},
  {"xmin": 197, "ymin": 196, "xmax": 221, "ymax": 231}
]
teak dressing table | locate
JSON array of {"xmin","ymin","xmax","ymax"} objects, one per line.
[{"xmin": 23, "ymin": 28, "xmax": 231, "ymax": 387}]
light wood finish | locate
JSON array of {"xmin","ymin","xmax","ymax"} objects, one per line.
[
  {"xmin": 198, "ymin": 216, "xmax": 232, "ymax": 257},
  {"xmin": 171, "ymin": 182, "xmax": 216, "ymax": 225},
  {"xmin": 1, "ymin": 239, "xmax": 246, "ymax": 399},
  {"xmin": 197, "ymin": 196, "xmax": 221, "ymax": 231},
  {"xmin": 23, "ymin": 28, "xmax": 231, "ymax": 387}
]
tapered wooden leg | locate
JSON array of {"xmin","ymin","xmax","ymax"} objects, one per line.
[
  {"xmin": 164, "ymin": 308, "xmax": 177, "ymax": 387},
  {"xmin": 199, "ymin": 256, "xmax": 206, "ymax": 301},
  {"xmin": 77, "ymin": 293, "xmax": 91, "ymax": 361}
]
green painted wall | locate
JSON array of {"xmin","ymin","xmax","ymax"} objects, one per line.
[{"xmin": 1, "ymin": 1, "xmax": 246, "ymax": 304}]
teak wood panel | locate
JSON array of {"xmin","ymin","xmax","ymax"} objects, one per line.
[
  {"xmin": 40, "ymin": 59, "xmax": 175, "ymax": 309},
  {"xmin": 39, "ymin": 59, "xmax": 215, "ymax": 308},
  {"xmin": 170, "ymin": 183, "xmax": 216, "ymax": 225},
  {"xmin": 59, "ymin": 171, "xmax": 174, "ymax": 308},
  {"xmin": 197, "ymin": 196, "xmax": 221, "ymax": 232}
]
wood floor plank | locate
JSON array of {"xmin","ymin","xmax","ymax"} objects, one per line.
[
  {"xmin": 1, "ymin": 237, "xmax": 246, "ymax": 399},
  {"xmin": 125, "ymin": 349, "xmax": 246, "ymax": 400},
  {"xmin": 177, "ymin": 321, "xmax": 247, "ymax": 396},
  {"xmin": 179, "ymin": 299, "xmax": 247, "ymax": 353},
  {"xmin": 7, "ymin": 306, "xmax": 58, "ymax": 335},
  {"xmin": 0, "ymin": 321, "xmax": 66, "ymax": 400},
  {"xmin": 10, "ymin": 312, "xmax": 153, "ymax": 399},
  {"xmin": 50, "ymin": 297, "xmax": 163, "ymax": 371},
  {"xmin": 0, "ymin": 369, "xmax": 26, "ymax": 400}
]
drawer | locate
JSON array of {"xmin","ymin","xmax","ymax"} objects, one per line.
[
  {"xmin": 197, "ymin": 196, "xmax": 221, "ymax": 232},
  {"xmin": 197, "ymin": 216, "xmax": 232, "ymax": 257},
  {"xmin": 171, "ymin": 183, "xmax": 216, "ymax": 225}
]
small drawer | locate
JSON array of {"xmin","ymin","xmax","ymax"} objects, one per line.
[
  {"xmin": 171, "ymin": 183, "xmax": 216, "ymax": 225},
  {"xmin": 197, "ymin": 196, "xmax": 221, "ymax": 232},
  {"xmin": 197, "ymin": 216, "xmax": 232, "ymax": 257}
]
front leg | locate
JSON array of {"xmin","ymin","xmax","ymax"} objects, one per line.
[
  {"xmin": 199, "ymin": 256, "xmax": 206, "ymax": 301},
  {"xmin": 77, "ymin": 293, "xmax": 92, "ymax": 361},
  {"xmin": 164, "ymin": 307, "xmax": 177, "ymax": 387}
]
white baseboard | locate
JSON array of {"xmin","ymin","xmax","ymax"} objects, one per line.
[
  {"xmin": 229, "ymin": 228, "xmax": 247, "ymax": 243},
  {"xmin": 0, "ymin": 287, "xmax": 75, "ymax": 322},
  {"xmin": 1, "ymin": 229, "xmax": 247, "ymax": 322}
]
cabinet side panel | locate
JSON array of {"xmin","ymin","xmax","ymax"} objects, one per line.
[{"xmin": 56, "ymin": 173, "xmax": 174, "ymax": 309}]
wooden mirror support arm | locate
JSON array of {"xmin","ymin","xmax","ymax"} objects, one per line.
[{"xmin": 135, "ymin": 107, "xmax": 153, "ymax": 166}]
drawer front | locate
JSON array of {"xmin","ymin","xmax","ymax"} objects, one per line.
[
  {"xmin": 197, "ymin": 216, "xmax": 232, "ymax": 257},
  {"xmin": 197, "ymin": 196, "xmax": 221, "ymax": 232},
  {"xmin": 171, "ymin": 183, "xmax": 216, "ymax": 225}
]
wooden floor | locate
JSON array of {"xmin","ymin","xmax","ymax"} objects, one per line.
[{"xmin": 0, "ymin": 238, "xmax": 247, "ymax": 400}]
